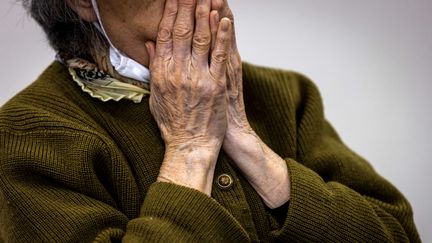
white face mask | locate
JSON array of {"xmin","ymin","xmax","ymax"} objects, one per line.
[{"xmin": 91, "ymin": 0, "xmax": 150, "ymax": 83}]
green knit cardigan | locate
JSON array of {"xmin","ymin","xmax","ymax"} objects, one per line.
[{"xmin": 0, "ymin": 61, "xmax": 420, "ymax": 242}]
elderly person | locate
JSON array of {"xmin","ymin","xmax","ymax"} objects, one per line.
[{"xmin": 0, "ymin": 0, "xmax": 420, "ymax": 242}]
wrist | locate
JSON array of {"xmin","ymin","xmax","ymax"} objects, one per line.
[
  {"xmin": 223, "ymin": 125, "xmax": 259, "ymax": 159},
  {"xmin": 224, "ymin": 123, "xmax": 255, "ymax": 145},
  {"xmin": 157, "ymin": 143, "xmax": 220, "ymax": 196},
  {"xmin": 223, "ymin": 129, "xmax": 291, "ymax": 208}
]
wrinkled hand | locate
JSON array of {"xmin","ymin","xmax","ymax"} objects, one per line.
[
  {"xmin": 211, "ymin": 0, "xmax": 251, "ymax": 137},
  {"xmin": 146, "ymin": 0, "xmax": 233, "ymax": 195},
  {"xmin": 211, "ymin": 0, "xmax": 291, "ymax": 208}
]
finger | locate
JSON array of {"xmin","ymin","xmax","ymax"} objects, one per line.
[
  {"xmin": 173, "ymin": 0, "xmax": 196, "ymax": 62},
  {"xmin": 212, "ymin": 0, "xmax": 233, "ymax": 22},
  {"xmin": 156, "ymin": 0, "xmax": 178, "ymax": 59},
  {"xmin": 210, "ymin": 10, "xmax": 219, "ymax": 51},
  {"xmin": 210, "ymin": 17, "xmax": 232, "ymax": 80},
  {"xmin": 191, "ymin": 0, "xmax": 212, "ymax": 64},
  {"xmin": 211, "ymin": 0, "xmax": 237, "ymax": 50},
  {"xmin": 146, "ymin": 41, "xmax": 164, "ymax": 93},
  {"xmin": 211, "ymin": 0, "xmax": 224, "ymax": 11},
  {"xmin": 145, "ymin": 41, "xmax": 156, "ymax": 66}
]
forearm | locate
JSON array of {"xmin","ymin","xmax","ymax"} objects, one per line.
[{"xmin": 223, "ymin": 129, "xmax": 291, "ymax": 208}]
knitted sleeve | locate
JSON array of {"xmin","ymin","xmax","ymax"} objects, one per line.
[
  {"xmin": 0, "ymin": 128, "xmax": 248, "ymax": 242},
  {"xmin": 261, "ymin": 71, "xmax": 421, "ymax": 242},
  {"xmin": 270, "ymin": 122, "xmax": 421, "ymax": 242}
]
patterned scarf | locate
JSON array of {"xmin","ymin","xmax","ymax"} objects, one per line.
[{"xmin": 58, "ymin": 51, "xmax": 150, "ymax": 103}]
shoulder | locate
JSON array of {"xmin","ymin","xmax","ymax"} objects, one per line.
[
  {"xmin": 242, "ymin": 62, "xmax": 323, "ymax": 114},
  {"xmin": 242, "ymin": 62, "xmax": 324, "ymax": 124},
  {"xmin": 0, "ymin": 61, "xmax": 102, "ymax": 135},
  {"xmin": 0, "ymin": 62, "xmax": 114, "ymax": 175},
  {"xmin": 241, "ymin": 62, "xmax": 328, "ymax": 158}
]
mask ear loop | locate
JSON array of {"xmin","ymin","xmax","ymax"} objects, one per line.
[
  {"xmin": 90, "ymin": 0, "xmax": 150, "ymax": 83},
  {"xmin": 91, "ymin": 0, "xmax": 117, "ymax": 51}
]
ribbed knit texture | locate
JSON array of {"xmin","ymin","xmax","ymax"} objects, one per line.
[{"xmin": 0, "ymin": 61, "xmax": 420, "ymax": 242}]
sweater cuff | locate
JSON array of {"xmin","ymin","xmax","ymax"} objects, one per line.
[
  {"xmin": 126, "ymin": 182, "xmax": 249, "ymax": 242},
  {"xmin": 270, "ymin": 159, "xmax": 338, "ymax": 239}
]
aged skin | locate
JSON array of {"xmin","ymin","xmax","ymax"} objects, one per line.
[
  {"xmin": 67, "ymin": 0, "xmax": 290, "ymax": 208},
  {"xmin": 146, "ymin": 0, "xmax": 232, "ymax": 195}
]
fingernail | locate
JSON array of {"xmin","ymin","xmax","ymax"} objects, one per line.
[{"xmin": 221, "ymin": 18, "xmax": 230, "ymax": 31}]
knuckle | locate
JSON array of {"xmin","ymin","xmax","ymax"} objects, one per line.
[
  {"xmin": 157, "ymin": 28, "xmax": 172, "ymax": 42},
  {"xmin": 212, "ymin": 51, "xmax": 228, "ymax": 63},
  {"xmin": 193, "ymin": 34, "xmax": 211, "ymax": 49},
  {"xmin": 165, "ymin": 5, "xmax": 178, "ymax": 17},
  {"xmin": 180, "ymin": 80, "xmax": 191, "ymax": 90},
  {"xmin": 173, "ymin": 24, "xmax": 193, "ymax": 40},
  {"xmin": 196, "ymin": 82, "xmax": 214, "ymax": 94},
  {"xmin": 196, "ymin": 6, "xmax": 209, "ymax": 19},
  {"xmin": 178, "ymin": 0, "xmax": 195, "ymax": 9}
]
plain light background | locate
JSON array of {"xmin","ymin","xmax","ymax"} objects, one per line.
[{"xmin": 1, "ymin": 0, "xmax": 431, "ymax": 241}]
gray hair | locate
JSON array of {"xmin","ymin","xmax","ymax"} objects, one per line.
[{"xmin": 22, "ymin": 0, "xmax": 107, "ymax": 59}]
